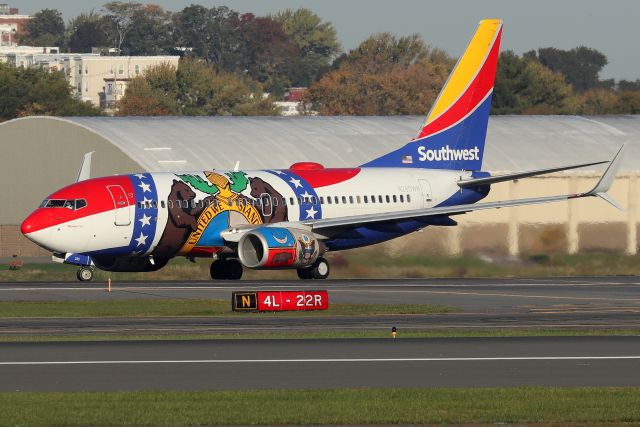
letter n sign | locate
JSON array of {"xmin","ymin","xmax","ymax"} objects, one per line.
[{"xmin": 232, "ymin": 292, "xmax": 258, "ymax": 311}]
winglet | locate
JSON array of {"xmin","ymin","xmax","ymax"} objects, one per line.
[
  {"xmin": 76, "ymin": 151, "xmax": 94, "ymax": 182},
  {"xmin": 579, "ymin": 144, "xmax": 626, "ymax": 210}
]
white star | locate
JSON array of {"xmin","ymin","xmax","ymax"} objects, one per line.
[
  {"xmin": 134, "ymin": 174, "xmax": 146, "ymax": 180},
  {"xmin": 131, "ymin": 250, "xmax": 142, "ymax": 256},
  {"xmin": 289, "ymin": 177, "xmax": 302, "ymax": 188},
  {"xmin": 134, "ymin": 232, "xmax": 148, "ymax": 247},
  {"xmin": 138, "ymin": 182, "xmax": 151, "ymax": 193},
  {"xmin": 139, "ymin": 214, "xmax": 151, "ymax": 227},
  {"xmin": 272, "ymin": 170, "xmax": 284, "ymax": 175},
  {"xmin": 305, "ymin": 206, "xmax": 318, "ymax": 219},
  {"xmin": 301, "ymin": 191, "xmax": 312, "ymax": 199}
]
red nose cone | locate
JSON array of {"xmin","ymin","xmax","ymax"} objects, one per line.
[{"xmin": 21, "ymin": 210, "xmax": 52, "ymax": 235}]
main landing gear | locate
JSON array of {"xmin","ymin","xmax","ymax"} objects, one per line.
[
  {"xmin": 76, "ymin": 266, "xmax": 94, "ymax": 282},
  {"xmin": 210, "ymin": 259, "xmax": 243, "ymax": 280},
  {"xmin": 297, "ymin": 257, "xmax": 330, "ymax": 280}
]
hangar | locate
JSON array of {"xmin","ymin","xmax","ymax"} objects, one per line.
[{"xmin": 1, "ymin": 115, "xmax": 639, "ymax": 258}]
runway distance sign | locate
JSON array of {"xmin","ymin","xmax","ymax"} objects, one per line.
[{"xmin": 232, "ymin": 291, "xmax": 329, "ymax": 312}]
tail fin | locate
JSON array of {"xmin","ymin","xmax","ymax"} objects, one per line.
[{"xmin": 363, "ymin": 19, "xmax": 503, "ymax": 170}]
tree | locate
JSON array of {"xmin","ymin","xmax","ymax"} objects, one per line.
[
  {"xmin": 121, "ymin": 4, "xmax": 173, "ymax": 55},
  {"xmin": 67, "ymin": 12, "xmax": 110, "ymax": 53},
  {"xmin": 0, "ymin": 63, "xmax": 99, "ymax": 121},
  {"xmin": 271, "ymin": 8, "xmax": 341, "ymax": 86},
  {"xmin": 117, "ymin": 77, "xmax": 172, "ymax": 115},
  {"xmin": 19, "ymin": 9, "xmax": 65, "ymax": 47},
  {"xmin": 173, "ymin": 6, "xmax": 243, "ymax": 69},
  {"xmin": 492, "ymin": 51, "xmax": 576, "ymax": 114},
  {"xmin": 527, "ymin": 46, "xmax": 610, "ymax": 92},
  {"xmin": 102, "ymin": 1, "xmax": 141, "ymax": 54},
  {"xmin": 306, "ymin": 33, "xmax": 453, "ymax": 115},
  {"xmin": 238, "ymin": 13, "xmax": 299, "ymax": 94},
  {"xmin": 117, "ymin": 59, "xmax": 279, "ymax": 116},
  {"xmin": 618, "ymin": 79, "xmax": 640, "ymax": 92}
]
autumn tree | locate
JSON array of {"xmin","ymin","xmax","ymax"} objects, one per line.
[
  {"xmin": 306, "ymin": 33, "xmax": 452, "ymax": 115},
  {"xmin": 121, "ymin": 4, "xmax": 173, "ymax": 55},
  {"xmin": 117, "ymin": 59, "xmax": 278, "ymax": 116},
  {"xmin": 238, "ymin": 13, "xmax": 299, "ymax": 94},
  {"xmin": 19, "ymin": 9, "xmax": 66, "ymax": 47},
  {"xmin": 271, "ymin": 8, "xmax": 341, "ymax": 86}
]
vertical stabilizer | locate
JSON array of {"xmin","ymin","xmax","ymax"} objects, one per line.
[{"xmin": 363, "ymin": 19, "xmax": 503, "ymax": 170}]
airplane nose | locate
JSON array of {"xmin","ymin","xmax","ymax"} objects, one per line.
[{"xmin": 21, "ymin": 210, "xmax": 52, "ymax": 236}]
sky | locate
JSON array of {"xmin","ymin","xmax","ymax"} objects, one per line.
[{"xmin": 13, "ymin": 0, "xmax": 640, "ymax": 80}]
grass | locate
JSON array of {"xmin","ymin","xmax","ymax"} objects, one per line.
[
  {"xmin": 3, "ymin": 251, "xmax": 640, "ymax": 282},
  {"xmin": 1, "ymin": 387, "xmax": 640, "ymax": 425},
  {"xmin": 0, "ymin": 299, "xmax": 458, "ymax": 318},
  {"xmin": 1, "ymin": 329, "xmax": 639, "ymax": 343}
]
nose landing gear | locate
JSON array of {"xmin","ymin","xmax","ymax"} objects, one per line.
[{"xmin": 76, "ymin": 266, "xmax": 94, "ymax": 282}]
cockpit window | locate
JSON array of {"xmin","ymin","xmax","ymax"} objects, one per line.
[{"xmin": 40, "ymin": 199, "xmax": 87, "ymax": 210}]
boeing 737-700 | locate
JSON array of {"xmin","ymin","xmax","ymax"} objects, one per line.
[{"xmin": 21, "ymin": 19, "xmax": 625, "ymax": 281}]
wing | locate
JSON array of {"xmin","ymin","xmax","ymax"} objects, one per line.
[{"xmin": 303, "ymin": 145, "xmax": 626, "ymax": 232}]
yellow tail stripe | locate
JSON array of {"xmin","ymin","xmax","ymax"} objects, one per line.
[{"xmin": 426, "ymin": 19, "xmax": 502, "ymax": 124}]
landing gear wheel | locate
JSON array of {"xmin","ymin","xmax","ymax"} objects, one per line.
[
  {"xmin": 225, "ymin": 259, "xmax": 243, "ymax": 280},
  {"xmin": 210, "ymin": 259, "xmax": 244, "ymax": 280},
  {"xmin": 310, "ymin": 257, "xmax": 330, "ymax": 280},
  {"xmin": 297, "ymin": 267, "xmax": 313, "ymax": 280},
  {"xmin": 77, "ymin": 267, "xmax": 93, "ymax": 282}
]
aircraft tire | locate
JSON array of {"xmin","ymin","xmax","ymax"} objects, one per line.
[
  {"xmin": 225, "ymin": 259, "xmax": 244, "ymax": 280},
  {"xmin": 77, "ymin": 267, "xmax": 94, "ymax": 282},
  {"xmin": 297, "ymin": 267, "xmax": 313, "ymax": 280},
  {"xmin": 310, "ymin": 257, "xmax": 330, "ymax": 280},
  {"xmin": 210, "ymin": 260, "xmax": 228, "ymax": 280}
]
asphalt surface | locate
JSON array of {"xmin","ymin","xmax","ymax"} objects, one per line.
[
  {"xmin": 1, "ymin": 277, "xmax": 639, "ymax": 335},
  {"xmin": 1, "ymin": 336, "xmax": 639, "ymax": 391}
]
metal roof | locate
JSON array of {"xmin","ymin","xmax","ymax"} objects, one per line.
[{"xmin": 28, "ymin": 115, "xmax": 640, "ymax": 172}]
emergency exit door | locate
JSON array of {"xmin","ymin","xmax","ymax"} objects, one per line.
[{"xmin": 107, "ymin": 185, "xmax": 131, "ymax": 226}]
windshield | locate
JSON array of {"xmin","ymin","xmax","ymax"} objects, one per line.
[{"xmin": 40, "ymin": 199, "xmax": 87, "ymax": 210}]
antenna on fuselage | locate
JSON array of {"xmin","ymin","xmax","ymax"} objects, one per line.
[
  {"xmin": 233, "ymin": 160, "xmax": 240, "ymax": 172},
  {"xmin": 76, "ymin": 151, "xmax": 95, "ymax": 182}
]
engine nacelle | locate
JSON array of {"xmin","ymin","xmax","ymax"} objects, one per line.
[
  {"xmin": 92, "ymin": 256, "xmax": 169, "ymax": 272},
  {"xmin": 238, "ymin": 227, "xmax": 322, "ymax": 269}
]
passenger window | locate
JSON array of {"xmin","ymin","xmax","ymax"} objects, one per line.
[
  {"xmin": 356, "ymin": 196, "xmax": 361, "ymax": 204},
  {"xmin": 327, "ymin": 197, "xmax": 332, "ymax": 205},
  {"xmin": 349, "ymin": 196, "xmax": 354, "ymax": 204},
  {"xmin": 297, "ymin": 197, "xmax": 302, "ymax": 205},
  {"xmin": 364, "ymin": 196, "xmax": 368, "ymax": 204},
  {"xmin": 386, "ymin": 195, "xmax": 390, "ymax": 203},
  {"xmin": 407, "ymin": 194, "xmax": 411, "ymax": 203},
  {"xmin": 334, "ymin": 196, "xmax": 339, "ymax": 204},
  {"xmin": 319, "ymin": 196, "xmax": 324, "ymax": 204},
  {"xmin": 400, "ymin": 195, "xmax": 404, "ymax": 203},
  {"xmin": 160, "ymin": 200, "xmax": 165, "ymax": 209},
  {"xmin": 393, "ymin": 195, "xmax": 397, "ymax": 203},
  {"xmin": 151, "ymin": 200, "xmax": 157, "ymax": 208},
  {"xmin": 342, "ymin": 196, "xmax": 347, "ymax": 204},
  {"xmin": 378, "ymin": 195, "xmax": 383, "ymax": 203},
  {"xmin": 273, "ymin": 198, "xmax": 278, "ymax": 207},
  {"xmin": 311, "ymin": 196, "xmax": 317, "ymax": 205},
  {"xmin": 167, "ymin": 200, "xmax": 173, "ymax": 209}
]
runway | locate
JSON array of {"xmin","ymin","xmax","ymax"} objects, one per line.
[
  {"xmin": 1, "ymin": 277, "xmax": 639, "ymax": 335},
  {"xmin": 1, "ymin": 337, "xmax": 639, "ymax": 391}
]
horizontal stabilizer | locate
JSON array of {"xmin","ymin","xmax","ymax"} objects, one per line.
[{"xmin": 458, "ymin": 160, "xmax": 608, "ymax": 188}]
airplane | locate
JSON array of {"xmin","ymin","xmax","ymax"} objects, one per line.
[{"xmin": 21, "ymin": 19, "xmax": 625, "ymax": 282}]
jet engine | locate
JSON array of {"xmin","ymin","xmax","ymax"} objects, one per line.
[
  {"xmin": 92, "ymin": 255, "xmax": 169, "ymax": 272},
  {"xmin": 237, "ymin": 227, "xmax": 323, "ymax": 269}
]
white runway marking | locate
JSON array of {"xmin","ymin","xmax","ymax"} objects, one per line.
[{"xmin": 1, "ymin": 356, "xmax": 640, "ymax": 365}]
